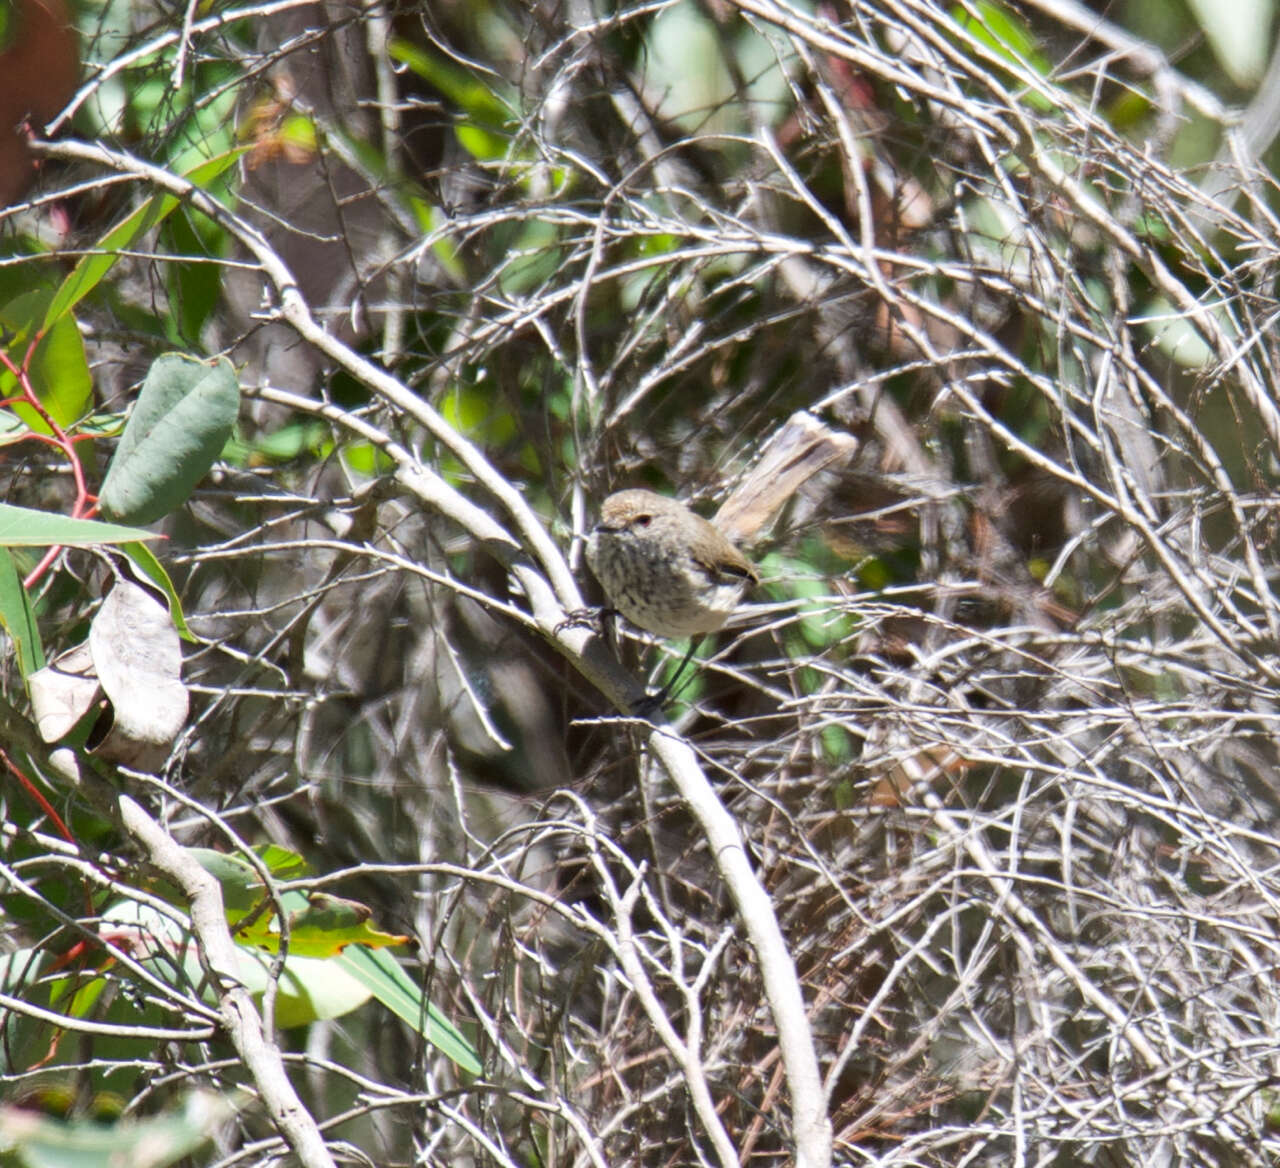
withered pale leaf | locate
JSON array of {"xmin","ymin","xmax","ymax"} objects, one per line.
[
  {"xmin": 88, "ymin": 578, "xmax": 188, "ymax": 765},
  {"xmin": 29, "ymin": 640, "xmax": 101, "ymax": 743}
]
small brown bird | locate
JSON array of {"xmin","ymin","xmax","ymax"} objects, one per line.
[{"xmin": 586, "ymin": 489, "xmax": 758, "ymax": 639}]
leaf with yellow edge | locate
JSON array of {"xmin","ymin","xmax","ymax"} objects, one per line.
[{"xmin": 238, "ymin": 891, "xmax": 410, "ymax": 958}]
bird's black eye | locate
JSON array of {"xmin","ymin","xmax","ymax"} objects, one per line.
[{"xmin": 633, "ymin": 513, "xmax": 653, "ymax": 527}]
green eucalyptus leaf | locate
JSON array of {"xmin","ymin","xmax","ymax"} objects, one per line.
[
  {"xmin": 0, "ymin": 546, "xmax": 42, "ymax": 676},
  {"xmin": 338, "ymin": 945, "xmax": 482, "ymax": 1075},
  {"xmin": 120, "ymin": 541, "xmax": 193, "ymax": 642},
  {"xmin": 0, "ymin": 504, "xmax": 157, "ymax": 547},
  {"xmin": 0, "ymin": 289, "xmax": 92, "ymax": 434},
  {"xmin": 43, "ymin": 149, "xmax": 246, "ymax": 333}
]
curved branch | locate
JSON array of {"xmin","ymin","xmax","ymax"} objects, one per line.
[{"xmin": 118, "ymin": 794, "xmax": 337, "ymax": 1168}]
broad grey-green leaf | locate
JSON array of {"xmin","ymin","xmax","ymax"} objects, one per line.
[{"xmin": 99, "ymin": 353, "xmax": 240, "ymax": 525}]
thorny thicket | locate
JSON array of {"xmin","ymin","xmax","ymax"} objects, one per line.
[{"xmin": 6, "ymin": 0, "xmax": 1280, "ymax": 1163}]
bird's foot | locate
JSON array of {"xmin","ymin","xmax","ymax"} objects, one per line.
[
  {"xmin": 629, "ymin": 688, "xmax": 670, "ymax": 718},
  {"xmin": 555, "ymin": 606, "xmax": 617, "ymax": 635}
]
